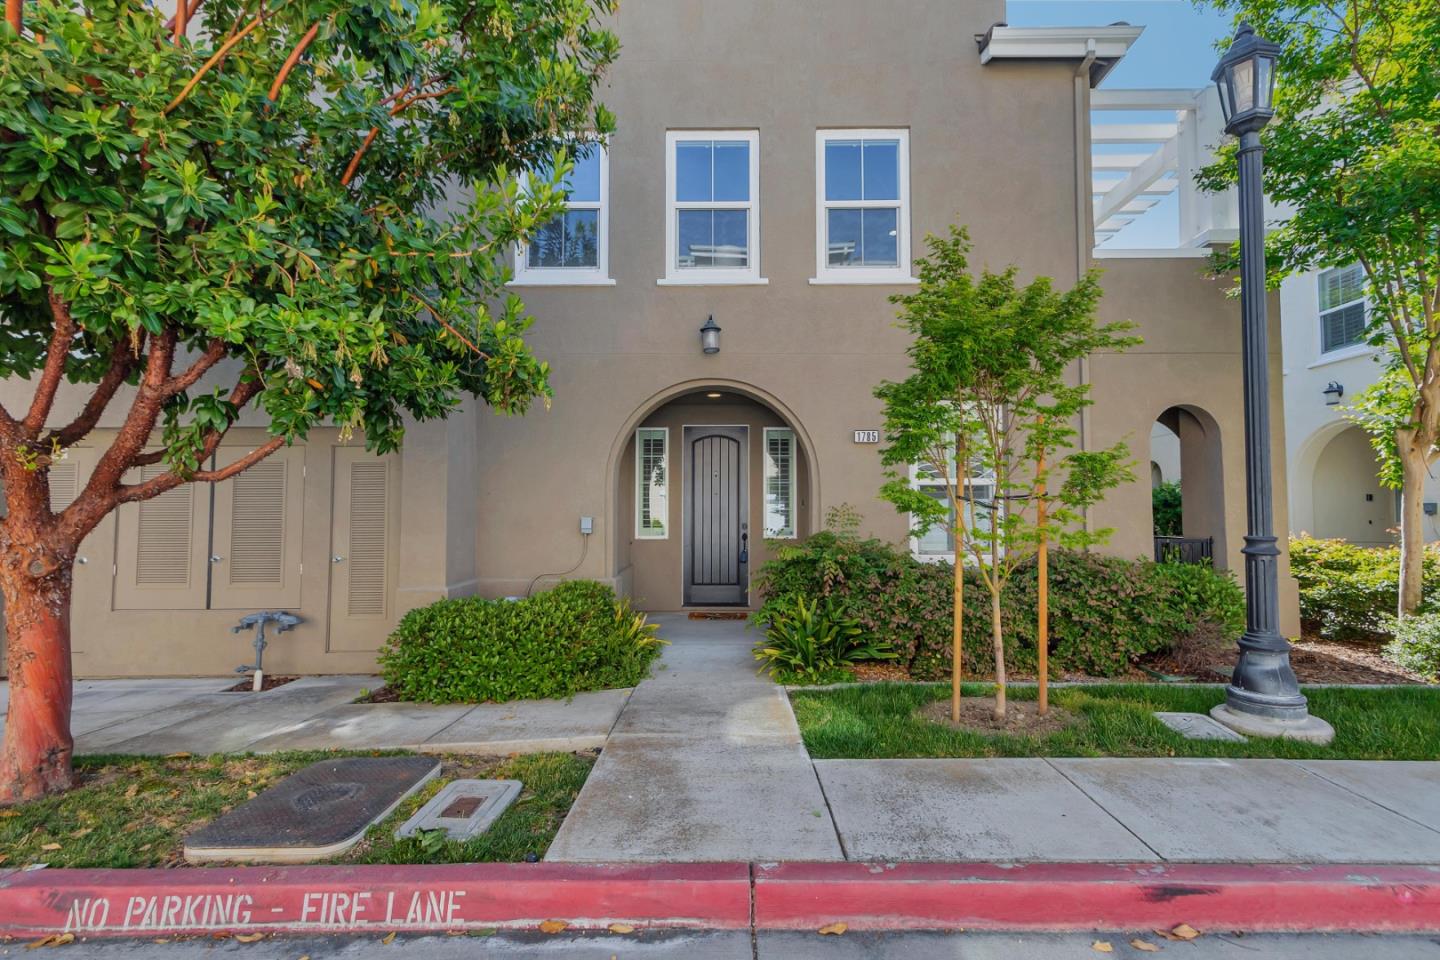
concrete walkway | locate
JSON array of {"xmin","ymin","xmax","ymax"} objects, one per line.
[
  {"xmin": 546, "ymin": 614, "xmax": 843, "ymax": 861},
  {"xmin": 0, "ymin": 677, "xmax": 630, "ymax": 757}
]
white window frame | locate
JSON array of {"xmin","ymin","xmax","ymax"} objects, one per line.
[
  {"xmin": 763, "ymin": 427, "xmax": 797, "ymax": 539},
  {"xmin": 635, "ymin": 427, "xmax": 669, "ymax": 540},
  {"xmin": 812, "ymin": 128, "xmax": 915, "ymax": 285},
  {"xmin": 908, "ymin": 456, "xmax": 997, "ymax": 564},
  {"xmin": 1317, "ymin": 264, "xmax": 1367, "ymax": 356},
  {"xmin": 512, "ymin": 141, "xmax": 614, "ymax": 287},
  {"xmin": 660, "ymin": 129, "xmax": 765, "ymax": 286}
]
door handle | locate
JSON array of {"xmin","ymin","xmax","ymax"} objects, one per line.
[
  {"xmin": 332, "ymin": 555, "xmax": 346, "ymax": 563},
  {"xmin": 209, "ymin": 555, "xmax": 223, "ymax": 564}
]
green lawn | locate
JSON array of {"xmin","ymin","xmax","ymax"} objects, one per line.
[
  {"xmin": 0, "ymin": 751, "xmax": 592, "ymax": 869},
  {"xmin": 790, "ymin": 683, "xmax": 1440, "ymax": 760}
]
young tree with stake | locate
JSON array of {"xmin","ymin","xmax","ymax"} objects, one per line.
[
  {"xmin": 877, "ymin": 228, "xmax": 1137, "ymax": 720},
  {"xmin": 0, "ymin": 0, "xmax": 618, "ymax": 802}
]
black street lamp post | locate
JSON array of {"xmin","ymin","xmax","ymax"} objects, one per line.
[{"xmin": 1209, "ymin": 23, "xmax": 1333, "ymax": 743}]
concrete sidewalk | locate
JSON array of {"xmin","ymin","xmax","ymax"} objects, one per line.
[
  {"xmin": 0, "ymin": 677, "xmax": 630, "ymax": 757},
  {"xmin": 546, "ymin": 614, "xmax": 843, "ymax": 861}
]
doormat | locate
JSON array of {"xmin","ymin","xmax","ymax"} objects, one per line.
[
  {"xmin": 184, "ymin": 756, "xmax": 440, "ymax": 864},
  {"xmin": 688, "ymin": 611, "xmax": 749, "ymax": 620}
]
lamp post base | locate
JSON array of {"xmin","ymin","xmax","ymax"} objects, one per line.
[{"xmin": 1210, "ymin": 703, "xmax": 1335, "ymax": 745}]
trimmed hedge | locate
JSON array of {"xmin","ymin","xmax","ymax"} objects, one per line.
[
  {"xmin": 753, "ymin": 533, "xmax": 1244, "ymax": 679},
  {"xmin": 1290, "ymin": 536, "xmax": 1440, "ymax": 640},
  {"xmin": 379, "ymin": 580, "xmax": 664, "ymax": 704}
]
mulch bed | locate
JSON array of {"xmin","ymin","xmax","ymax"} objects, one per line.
[
  {"xmin": 355, "ymin": 686, "xmax": 401, "ymax": 703},
  {"xmin": 917, "ymin": 696, "xmax": 1082, "ymax": 736},
  {"xmin": 224, "ymin": 675, "xmax": 298, "ymax": 693},
  {"xmin": 850, "ymin": 662, "xmax": 911, "ymax": 683},
  {"xmin": 687, "ymin": 611, "xmax": 749, "ymax": 620}
]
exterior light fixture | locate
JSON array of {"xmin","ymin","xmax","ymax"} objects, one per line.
[
  {"xmin": 1322, "ymin": 381, "xmax": 1344, "ymax": 406},
  {"xmin": 700, "ymin": 316, "xmax": 722, "ymax": 355},
  {"xmin": 1208, "ymin": 22, "xmax": 1333, "ymax": 745},
  {"xmin": 1211, "ymin": 21, "xmax": 1280, "ymax": 136},
  {"xmin": 706, "ymin": 392, "xmax": 723, "ymax": 399}
]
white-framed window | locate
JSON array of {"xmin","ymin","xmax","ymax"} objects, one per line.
[
  {"xmin": 909, "ymin": 454, "xmax": 995, "ymax": 562},
  {"xmin": 763, "ymin": 427, "xmax": 797, "ymax": 539},
  {"xmin": 813, "ymin": 129, "xmax": 913, "ymax": 284},
  {"xmin": 635, "ymin": 427, "xmax": 669, "ymax": 539},
  {"xmin": 513, "ymin": 142, "xmax": 612, "ymax": 286},
  {"xmin": 661, "ymin": 130, "xmax": 764, "ymax": 285},
  {"xmin": 1319, "ymin": 264, "xmax": 1367, "ymax": 354}
]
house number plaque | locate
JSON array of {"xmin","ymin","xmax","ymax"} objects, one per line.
[{"xmin": 853, "ymin": 430, "xmax": 880, "ymax": 444}]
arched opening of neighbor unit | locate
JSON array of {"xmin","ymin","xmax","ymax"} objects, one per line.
[
  {"xmin": 607, "ymin": 381, "xmax": 818, "ymax": 612},
  {"xmin": 1310, "ymin": 425, "xmax": 1395, "ymax": 546},
  {"xmin": 1151, "ymin": 405, "xmax": 1227, "ymax": 568}
]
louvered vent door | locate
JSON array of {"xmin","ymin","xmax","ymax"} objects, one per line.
[
  {"xmin": 327, "ymin": 447, "xmax": 396, "ymax": 652},
  {"xmin": 114, "ymin": 460, "xmax": 209, "ymax": 610},
  {"xmin": 210, "ymin": 445, "xmax": 304, "ymax": 609}
]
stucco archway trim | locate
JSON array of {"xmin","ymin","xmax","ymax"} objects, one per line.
[{"xmin": 603, "ymin": 378, "xmax": 823, "ymax": 582}]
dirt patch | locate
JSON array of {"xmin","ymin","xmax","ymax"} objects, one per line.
[
  {"xmin": 850, "ymin": 662, "xmax": 911, "ymax": 683},
  {"xmin": 687, "ymin": 611, "xmax": 749, "ymax": 621},
  {"xmin": 355, "ymin": 686, "xmax": 401, "ymax": 703},
  {"xmin": 918, "ymin": 696, "xmax": 1082, "ymax": 737},
  {"xmin": 224, "ymin": 675, "xmax": 298, "ymax": 693}
]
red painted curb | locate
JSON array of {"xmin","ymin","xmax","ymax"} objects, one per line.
[
  {"xmin": 0, "ymin": 863, "xmax": 752, "ymax": 939},
  {"xmin": 754, "ymin": 862, "xmax": 1440, "ymax": 932}
]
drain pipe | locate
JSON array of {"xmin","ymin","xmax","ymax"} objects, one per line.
[{"xmin": 1074, "ymin": 40, "xmax": 1097, "ymax": 534}]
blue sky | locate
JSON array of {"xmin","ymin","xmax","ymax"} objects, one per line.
[{"xmin": 1009, "ymin": 1, "xmax": 1234, "ymax": 245}]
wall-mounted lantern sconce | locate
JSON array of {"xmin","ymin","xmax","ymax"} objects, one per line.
[
  {"xmin": 1323, "ymin": 381, "xmax": 1344, "ymax": 406},
  {"xmin": 700, "ymin": 315, "xmax": 722, "ymax": 355}
]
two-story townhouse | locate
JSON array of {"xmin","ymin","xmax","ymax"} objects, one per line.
[{"xmin": 2, "ymin": 0, "xmax": 1301, "ymax": 677}]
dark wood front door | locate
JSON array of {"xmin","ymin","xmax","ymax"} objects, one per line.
[{"xmin": 684, "ymin": 426, "xmax": 748, "ymax": 605}]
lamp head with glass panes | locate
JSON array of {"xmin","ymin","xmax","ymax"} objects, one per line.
[{"xmin": 1211, "ymin": 22, "xmax": 1280, "ymax": 136}]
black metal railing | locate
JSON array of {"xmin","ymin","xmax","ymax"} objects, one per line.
[{"xmin": 1154, "ymin": 535, "xmax": 1214, "ymax": 566}]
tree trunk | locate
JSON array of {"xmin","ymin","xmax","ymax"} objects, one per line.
[
  {"xmin": 951, "ymin": 549, "xmax": 963, "ymax": 723},
  {"xmin": 0, "ymin": 535, "xmax": 77, "ymax": 805},
  {"xmin": 1035, "ymin": 450, "xmax": 1048, "ymax": 716},
  {"xmin": 990, "ymin": 586, "xmax": 1006, "ymax": 718},
  {"xmin": 1398, "ymin": 438, "xmax": 1427, "ymax": 617}
]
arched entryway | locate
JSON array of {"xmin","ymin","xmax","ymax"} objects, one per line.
[
  {"xmin": 1150, "ymin": 405, "xmax": 1228, "ymax": 568},
  {"xmin": 607, "ymin": 381, "xmax": 818, "ymax": 611},
  {"xmin": 1311, "ymin": 425, "xmax": 1394, "ymax": 545}
]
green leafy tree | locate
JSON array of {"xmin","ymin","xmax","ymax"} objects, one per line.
[
  {"xmin": 876, "ymin": 227, "xmax": 1138, "ymax": 720},
  {"xmin": 1194, "ymin": 0, "xmax": 1440, "ymax": 615},
  {"xmin": 1152, "ymin": 480, "xmax": 1183, "ymax": 537},
  {"xmin": 0, "ymin": 0, "xmax": 617, "ymax": 802}
]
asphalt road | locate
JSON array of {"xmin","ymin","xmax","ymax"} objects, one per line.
[{"xmin": 5, "ymin": 930, "xmax": 1440, "ymax": 958}]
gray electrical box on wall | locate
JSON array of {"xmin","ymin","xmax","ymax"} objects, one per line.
[{"xmin": 580, "ymin": 516, "xmax": 594, "ymax": 535}]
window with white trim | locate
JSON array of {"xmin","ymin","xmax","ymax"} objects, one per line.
[
  {"xmin": 910, "ymin": 454, "xmax": 995, "ymax": 561},
  {"xmin": 663, "ymin": 131, "xmax": 762, "ymax": 284},
  {"xmin": 635, "ymin": 428, "xmax": 669, "ymax": 539},
  {"xmin": 764, "ymin": 427, "xmax": 797, "ymax": 538},
  {"xmin": 514, "ymin": 143, "xmax": 610, "ymax": 285},
  {"xmin": 1319, "ymin": 264, "xmax": 1367, "ymax": 354},
  {"xmin": 814, "ymin": 129, "xmax": 911, "ymax": 283}
]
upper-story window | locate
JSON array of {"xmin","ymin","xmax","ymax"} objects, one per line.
[
  {"xmin": 814, "ymin": 129, "xmax": 912, "ymax": 284},
  {"xmin": 1319, "ymin": 264, "xmax": 1367, "ymax": 354},
  {"xmin": 662, "ymin": 130, "xmax": 763, "ymax": 285},
  {"xmin": 514, "ymin": 143, "xmax": 612, "ymax": 286}
]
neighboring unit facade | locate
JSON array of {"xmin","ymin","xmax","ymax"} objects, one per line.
[{"xmin": 2, "ymin": 0, "xmax": 1300, "ymax": 677}]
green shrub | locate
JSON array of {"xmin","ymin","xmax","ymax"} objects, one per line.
[
  {"xmin": 379, "ymin": 580, "xmax": 665, "ymax": 703},
  {"xmin": 1289, "ymin": 536, "xmax": 1440, "ymax": 640},
  {"xmin": 753, "ymin": 533, "xmax": 1244, "ymax": 679},
  {"xmin": 1152, "ymin": 480, "xmax": 1182, "ymax": 537},
  {"xmin": 1384, "ymin": 614, "xmax": 1440, "ymax": 680},
  {"xmin": 753, "ymin": 595, "xmax": 896, "ymax": 683}
]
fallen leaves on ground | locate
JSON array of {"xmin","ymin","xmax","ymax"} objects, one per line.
[
  {"xmin": 538, "ymin": 920, "xmax": 569, "ymax": 934},
  {"xmin": 1091, "ymin": 941, "xmax": 1113, "ymax": 953},
  {"xmin": 818, "ymin": 922, "xmax": 848, "ymax": 936},
  {"xmin": 1156, "ymin": 923, "xmax": 1200, "ymax": 941},
  {"xmin": 1131, "ymin": 939, "xmax": 1161, "ymax": 952},
  {"xmin": 234, "ymin": 932, "xmax": 265, "ymax": 943},
  {"xmin": 25, "ymin": 933, "xmax": 75, "ymax": 949},
  {"xmin": 607, "ymin": 924, "xmax": 635, "ymax": 934},
  {"xmin": 381, "ymin": 931, "xmax": 397, "ymax": 944}
]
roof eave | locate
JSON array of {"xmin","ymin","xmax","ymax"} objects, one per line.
[{"xmin": 976, "ymin": 25, "xmax": 1146, "ymax": 87}]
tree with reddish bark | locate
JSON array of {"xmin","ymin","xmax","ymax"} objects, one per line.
[{"xmin": 0, "ymin": 0, "xmax": 617, "ymax": 802}]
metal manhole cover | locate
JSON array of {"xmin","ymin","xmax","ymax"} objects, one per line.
[{"xmin": 185, "ymin": 756, "xmax": 439, "ymax": 863}]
